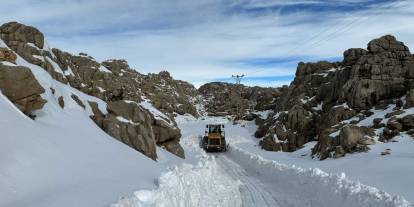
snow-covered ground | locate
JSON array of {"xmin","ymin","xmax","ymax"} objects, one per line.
[{"xmin": 113, "ymin": 115, "xmax": 413, "ymax": 207}]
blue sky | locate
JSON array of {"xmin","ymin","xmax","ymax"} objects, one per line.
[{"xmin": 1, "ymin": 0, "xmax": 413, "ymax": 87}]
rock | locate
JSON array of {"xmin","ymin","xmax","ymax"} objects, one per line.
[
  {"xmin": 334, "ymin": 146, "xmax": 345, "ymax": 158},
  {"xmin": 71, "ymin": 94, "xmax": 85, "ymax": 109},
  {"xmin": 387, "ymin": 118, "xmax": 402, "ymax": 131},
  {"xmin": 380, "ymin": 127, "xmax": 399, "ymax": 141},
  {"xmin": 338, "ymin": 125, "xmax": 374, "ymax": 152},
  {"xmin": 373, "ymin": 118, "xmax": 384, "ymax": 128},
  {"xmin": 407, "ymin": 129, "xmax": 414, "ymax": 135},
  {"xmin": 358, "ymin": 136, "xmax": 375, "ymax": 145},
  {"xmin": 198, "ymin": 82, "xmax": 279, "ymax": 118},
  {"xmin": 381, "ymin": 149, "xmax": 391, "ymax": 156},
  {"xmin": 101, "ymin": 101, "xmax": 158, "ymax": 160},
  {"xmin": 152, "ymin": 119, "xmax": 181, "ymax": 144},
  {"xmin": 322, "ymin": 105, "xmax": 356, "ymax": 128},
  {"xmin": 367, "ymin": 35, "xmax": 409, "ymax": 55},
  {"xmin": 88, "ymin": 101, "xmax": 105, "ymax": 127},
  {"xmin": 385, "ymin": 110, "xmax": 404, "ymax": 118},
  {"xmin": 243, "ymin": 113, "xmax": 258, "ymax": 121},
  {"xmin": 287, "ymin": 104, "xmax": 309, "ymax": 131},
  {"xmin": 102, "ymin": 116, "xmax": 157, "ymax": 160},
  {"xmin": 0, "ymin": 65, "xmax": 46, "ymax": 116},
  {"xmin": 58, "ymin": 96, "xmax": 64, "ymax": 108},
  {"xmin": 405, "ymin": 89, "xmax": 414, "ymax": 108},
  {"xmin": 159, "ymin": 140, "xmax": 185, "ymax": 158},
  {"xmin": 260, "ymin": 135, "xmax": 282, "ymax": 151},
  {"xmin": 0, "ymin": 22, "xmax": 44, "ymax": 49},
  {"xmin": 0, "ymin": 47, "xmax": 17, "ymax": 63},
  {"xmin": 399, "ymin": 115, "xmax": 414, "ymax": 130},
  {"xmin": 0, "ymin": 22, "xmax": 68, "ymax": 84},
  {"xmin": 343, "ymin": 48, "xmax": 367, "ymax": 66}
]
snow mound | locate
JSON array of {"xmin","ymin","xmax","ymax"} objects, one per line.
[
  {"xmin": 227, "ymin": 144, "xmax": 413, "ymax": 207},
  {"xmin": 111, "ymin": 156, "xmax": 242, "ymax": 207}
]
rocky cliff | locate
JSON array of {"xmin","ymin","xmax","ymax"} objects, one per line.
[
  {"xmin": 257, "ymin": 35, "xmax": 414, "ymax": 160},
  {"xmin": 0, "ymin": 22, "xmax": 199, "ymax": 159},
  {"xmin": 198, "ymin": 82, "xmax": 282, "ymax": 119}
]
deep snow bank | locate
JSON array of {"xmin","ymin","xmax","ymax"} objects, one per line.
[
  {"xmin": 111, "ymin": 155, "xmax": 242, "ymax": 207},
  {"xmin": 227, "ymin": 144, "xmax": 413, "ymax": 207}
]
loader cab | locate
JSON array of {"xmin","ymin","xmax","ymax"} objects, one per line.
[
  {"xmin": 206, "ymin": 124, "xmax": 224, "ymax": 134},
  {"xmin": 202, "ymin": 124, "xmax": 227, "ymax": 152}
]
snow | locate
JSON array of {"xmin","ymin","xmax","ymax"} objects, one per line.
[
  {"xmin": 32, "ymin": 55, "xmax": 44, "ymax": 61},
  {"xmin": 333, "ymin": 102, "xmax": 350, "ymax": 109},
  {"xmin": 26, "ymin": 42, "xmax": 40, "ymax": 49},
  {"xmin": 1, "ymin": 61, "xmax": 17, "ymax": 66},
  {"xmin": 45, "ymin": 56, "xmax": 65, "ymax": 75},
  {"xmin": 97, "ymin": 86, "xmax": 106, "ymax": 92},
  {"xmin": 313, "ymin": 102, "xmax": 323, "ymax": 111},
  {"xmin": 329, "ymin": 129, "xmax": 341, "ymax": 137},
  {"xmin": 64, "ymin": 66, "xmax": 75, "ymax": 76},
  {"xmin": 112, "ymin": 156, "xmax": 242, "ymax": 207},
  {"xmin": 98, "ymin": 65, "xmax": 112, "ymax": 73},
  {"xmin": 253, "ymin": 110, "xmax": 272, "ymax": 119},
  {"xmin": 218, "ymin": 118, "xmax": 414, "ymax": 204},
  {"xmin": 315, "ymin": 72, "xmax": 329, "ymax": 77},
  {"xmin": 139, "ymin": 97, "xmax": 175, "ymax": 127},
  {"xmin": 116, "ymin": 116, "xmax": 140, "ymax": 125},
  {"xmin": 168, "ymin": 115, "xmax": 414, "ymax": 206},
  {"xmin": 227, "ymin": 144, "xmax": 411, "ymax": 207}
]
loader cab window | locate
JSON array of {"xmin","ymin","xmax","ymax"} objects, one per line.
[{"xmin": 209, "ymin": 125, "xmax": 221, "ymax": 133}]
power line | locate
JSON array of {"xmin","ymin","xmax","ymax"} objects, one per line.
[
  {"xmin": 231, "ymin": 74, "xmax": 245, "ymax": 121},
  {"xmin": 232, "ymin": 74, "xmax": 245, "ymax": 85},
  {"xmin": 246, "ymin": 0, "xmax": 404, "ymax": 77}
]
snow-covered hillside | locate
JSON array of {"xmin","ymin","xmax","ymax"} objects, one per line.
[{"xmin": 0, "ymin": 40, "xmax": 169, "ymax": 207}]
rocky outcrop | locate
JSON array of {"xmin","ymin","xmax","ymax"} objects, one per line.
[
  {"xmin": 257, "ymin": 35, "xmax": 414, "ymax": 159},
  {"xmin": 198, "ymin": 82, "xmax": 281, "ymax": 118},
  {"xmin": 0, "ymin": 22, "xmax": 67, "ymax": 83},
  {"xmin": 0, "ymin": 64, "xmax": 46, "ymax": 116},
  {"xmin": 90, "ymin": 101, "xmax": 158, "ymax": 159},
  {"xmin": 0, "ymin": 21, "xmax": 195, "ymax": 159}
]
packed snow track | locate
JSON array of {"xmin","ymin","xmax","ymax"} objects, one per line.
[{"xmin": 215, "ymin": 155, "xmax": 281, "ymax": 207}]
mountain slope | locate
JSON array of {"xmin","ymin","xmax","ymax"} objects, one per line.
[
  {"xmin": 0, "ymin": 39, "xmax": 165, "ymax": 207},
  {"xmin": 0, "ymin": 21, "xmax": 201, "ymax": 159}
]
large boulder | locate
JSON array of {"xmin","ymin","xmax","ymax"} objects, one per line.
[
  {"xmin": 367, "ymin": 35, "xmax": 410, "ymax": 55},
  {"xmin": 338, "ymin": 125, "xmax": 374, "ymax": 152},
  {"xmin": 159, "ymin": 140, "xmax": 185, "ymax": 158},
  {"xmin": 94, "ymin": 101, "xmax": 158, "ymax": 160},
  {"xmin": 0, "ymin": 65, "xmax": 46, "ymax": 116},
  {"xmin": 260, "ymin": 135, "xmax": 283, "ymax": 151},
  {"xmin": 0, "ymin": 22, "xmax": 44, "ymax": 49}
]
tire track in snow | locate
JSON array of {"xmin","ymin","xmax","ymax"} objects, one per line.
[{"xmin": 215, "ymin": 155, "xmax": 281, "ymax": 207}]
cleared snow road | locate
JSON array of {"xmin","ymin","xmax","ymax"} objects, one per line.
[{"xmin": 215, "ymin": 155, "xmax": 282, "ymax": 207}]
